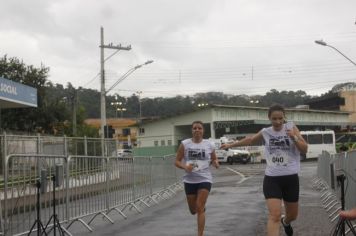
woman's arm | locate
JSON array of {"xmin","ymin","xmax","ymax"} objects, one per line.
[
  {"xmin": 220, "ymin": 131, "xmax": 263, "ymax": 149},
  {"xmin": 175, "ymin": 144, "xmax": 193, "ymax": 172},
  {"xmin": 287, "ymin": 126, "xmax": 308, "ymax": 154},
  {"xmin": 210, "ymin": 150, "xmax": 219, "ymax": 168}
]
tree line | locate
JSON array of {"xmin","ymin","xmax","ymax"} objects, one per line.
[{"xmin": 0, "ymin": 55, "xmax": 353, "ymax": 137}]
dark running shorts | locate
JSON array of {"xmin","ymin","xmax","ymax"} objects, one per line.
[
  {"xmin": 263, "ymin": 174, "xmax": 299, "ymax": 202},
  {"xmin": 184, "ymin": 182, "xmax": 212, "ymax": 195}
]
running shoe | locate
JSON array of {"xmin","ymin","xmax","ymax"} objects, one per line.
[{"xmin": 281, "ymin": 216, "xmax": 293, "ymax": 236}]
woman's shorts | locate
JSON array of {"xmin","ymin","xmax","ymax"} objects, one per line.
[
  {"xmin": 263, "ymin": 174, "xmax": 299, "ymax": 202},
  {"xmin": 184, "ymin": 182, "xmax": 212, "ymax": 195}
]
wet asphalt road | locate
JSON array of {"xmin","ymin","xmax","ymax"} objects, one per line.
[{"xmin": 71, "ymin": 162, "xmax": 331, "ymax": 236}]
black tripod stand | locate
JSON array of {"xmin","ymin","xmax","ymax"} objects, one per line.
[
  {"xmin": 27, "ymin": 180, "xmax": 48, "ymax": 236},
  {"xmin": 43, "ymin": 174, "xmax": 65, "ymax": 236},
  {"xmin": 331, "ymin": 174, "xmax": 356, "ymax": 236}
]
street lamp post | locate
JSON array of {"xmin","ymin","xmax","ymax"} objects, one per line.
[
  {"xmin": 106, "ymin": 60, "xmax": 154, "ymax": 94},
  {"xmin": 197, "ymin": 103, "xmax": 209, "ymax": 107},
  {"xmin": 101, "ymin": 59, "xmax": 153, "ymax": 137},
  {"xmin": 315, "ymin": 39, "xmax": 356, "ymax": 134},
  {"xmin": 117, "ymin": 107, "xmax": 127, "ymax": 118},
  {"xmin": 110, "ymin": 101, "xmax": 122, "ymax": 118},
  {"xmin": 314, "ymin": 40, "xmax": 356, "ymax": 66}
]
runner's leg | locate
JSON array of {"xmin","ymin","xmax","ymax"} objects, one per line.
[
  {"xmin": 196, "ymin": 189, "xmax": 209, "ymax": 236},
  {"xmin": 186, "ymin": 194, "xmax": 197, "ymax": 215},
  {"xmin": 282, "ymin": 174, "xmax": 299, "ymax": 224},
  {"xmin": 266, "ymin": 198, "xmax": 282, "ymax": 236},
  {"xmin": 284, "ymin": 201, "xmax": 298, "ymax": 224}
]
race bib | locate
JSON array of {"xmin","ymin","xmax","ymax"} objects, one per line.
[
  {"xmin": 186, "ymin": 160, "xmax": 210, "ymax": 172},
  {"xmin": 266, "ymin": 149, "xmax": 289, "ymax": 167}
]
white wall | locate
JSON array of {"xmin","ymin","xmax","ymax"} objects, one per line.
[
  {"xmin": 139, "ymin": 109, "xmax": 213, "ymax": 147},
  {"xmin": 138, "ymin": 106, "xmax": 349, "ymax": 147}
]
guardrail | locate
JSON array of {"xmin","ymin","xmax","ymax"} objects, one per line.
[{"xmin": 0, "ymin": 153, "xmax": 182, "ymax": 236}]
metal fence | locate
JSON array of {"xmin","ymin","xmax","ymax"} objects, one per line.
[
  {"xmin": 0, "ymin": 135, "xmax": 183, "ymax": 236},
  {"xmin": 1, "ymin": 134, "xmax": 119, "ymax": 168},
  {"xmin": 313, "ymin": 150, "xmax": 356, "ymax": 230}
]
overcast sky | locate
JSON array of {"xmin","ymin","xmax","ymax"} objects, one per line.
[{"xmin": 1, "ymin": 0, "xmax": 356, "ymax": 98}]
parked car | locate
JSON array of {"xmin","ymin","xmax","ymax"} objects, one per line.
[
  {"xmin": 216, "ymin": 148, "xmax": 251, "ymax": 164},
  {"xmin": 210, "ymin": 137, "xmax": 251, "ymax": 164},
  {"xmin": 115, "ymin": 149, "xmax": 133, "ymax": 158}
]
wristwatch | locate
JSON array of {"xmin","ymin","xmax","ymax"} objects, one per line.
[{"xmin": 292, "ymin": 135, "xmax": 300, "ymax": 142}]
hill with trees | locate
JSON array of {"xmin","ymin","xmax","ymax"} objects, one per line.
[{"xmin": 1, "ymin": 54, "xmax": 353, "ymax": 137}]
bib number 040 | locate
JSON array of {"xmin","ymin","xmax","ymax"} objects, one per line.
[{"xmin": 272, "ymin": 156, "xmax": 284, "ymax": 164}]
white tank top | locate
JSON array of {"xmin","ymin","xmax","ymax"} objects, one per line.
[
  {"xmin": 182, "ymin": 138, "xmax": 214, "ymax": 183},
  {"xmin": 262, "ymin": 124, "xmax": 300, "ymax": 176}
]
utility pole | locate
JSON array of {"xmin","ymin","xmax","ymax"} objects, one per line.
[
  {"xmin": 100, "ymin": 26, "xmax": 131, "ymax": 138},
  {"xmin": 72, "ymin": 89, "xmax": 77, "ymax": 136},
  {"xmin": 137, "ymin": 91, "xmax": 142, "ymax": 125}
]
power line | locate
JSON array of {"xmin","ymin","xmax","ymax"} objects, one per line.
[
  {"xmin": 111, "ymin": 77, "xmax": 355, "ymax": 97},
  {"xmin": 82, "ymin": 73, "xmax": 100, "ymax": 87},
  {"xmin": 128, "ymin": 31, "xmax": 356, "ymax": 49}
]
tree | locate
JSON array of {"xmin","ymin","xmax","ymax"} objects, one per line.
[
  {"xmin": 77, "ymin": 87, "xmax": 101, "ymax": 118},
  {"xmin": 0, "ymin": 55, "xmax": 55, "ymax": 133},
  {"xmin": 262, "ymin": 89, "xmax": 310, "ymax": 107},
  {"xmin": 0, "ymin": 55, "xmax": 98, "ymax": 137}
]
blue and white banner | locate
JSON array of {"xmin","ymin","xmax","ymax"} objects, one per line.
[{"xmin": 0, "ymin": 77, "xmax": 37, "ymax": 107}]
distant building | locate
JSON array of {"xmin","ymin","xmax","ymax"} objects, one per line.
[
  {"xmin": 84, "ymin": 118, "xmax": 138, "ymax": 146},
  {"xmin": 138, "ymin": 104, "xmax": 349, "ymax": 149},
  {"xmin": 307, "ymin": 89, "xmax": 356, "ymax": 124},
  {"xmin": 295, "ymin": 105, "xmax": 310, "ymax": 109}
]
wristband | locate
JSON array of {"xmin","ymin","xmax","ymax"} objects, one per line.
[{"xmin": 292, "ymin": 135, "xmax": 300, "ymax": 142}]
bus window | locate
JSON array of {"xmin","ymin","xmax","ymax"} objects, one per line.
[
  {"xmin": 308, "ymin": 134, "xmax": 322, "ymax": 144},
  {"xmin": 323, "ymin": 134, "xmax": 333, "ymax": 144}
]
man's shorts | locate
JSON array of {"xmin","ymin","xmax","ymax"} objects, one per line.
[
  {"xmin": 184, "ymin": 182, "xmax": 212, "ymax": 195},
  {"xmin": 263, "ymin": 174, "xmax": 299, "ymax": 202}
]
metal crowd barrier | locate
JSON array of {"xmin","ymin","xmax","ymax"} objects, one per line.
[
  {"xmin": 313, "ymin": 150, "xmax": 356, "ymax": 231},
  {"xmin": 0, "ymin": 153, "xmax": 182, "ymax": 236}
]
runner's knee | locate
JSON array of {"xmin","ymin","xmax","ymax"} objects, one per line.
[
  {"xmin": 196, "ymin": 204, "xmax": 205, "ymax": 214},
  {"xmin": 268, "ymin": 211, "xmax": 281, "ymax": 223},
  {"xmin": 189, "ymin": 206, "xmax": 196, "ymax": 215}
]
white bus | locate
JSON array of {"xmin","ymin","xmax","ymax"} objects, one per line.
[{"xmin": 300, "ymin": 130, "xmax": 336, "ymax": 160}]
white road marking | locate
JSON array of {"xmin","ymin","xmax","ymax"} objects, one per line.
[{"xmin": 225, "ymin": 167, "xmax": 248, "ymax": 184}]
